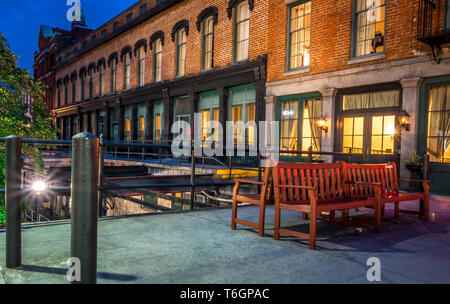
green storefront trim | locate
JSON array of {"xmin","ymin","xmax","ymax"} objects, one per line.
[
  {"xmin": 275, "ymin": 91, "xmax": 323, "ymax": 163},
  {"xmin": 417, "ymin": 75, "xmax": 450, "ymax": 194}
]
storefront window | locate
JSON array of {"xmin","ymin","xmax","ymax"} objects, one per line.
[
  {"xmin": 343, "ymin": 90, "xmax": 399, "ymax": 110},
  {"xmin": 427, "ymin": 85, "xmax": 450, "ymax": 163}
]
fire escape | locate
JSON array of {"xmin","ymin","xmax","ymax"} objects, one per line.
[{"xmin": 417, "ymin": 0, "xmax": 450, "ymax": 63}]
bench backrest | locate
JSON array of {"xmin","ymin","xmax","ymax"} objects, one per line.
[
  {"xmin": 342, "ymin": 162, "xmax": 399, "ymax": 197},
  {"xmin": 260, "ymin": 166, "xmax": 272, "ymax": 202},
  {"xmin": 273, "ymin": 162, "xmax": 345, "ymax": 202}
]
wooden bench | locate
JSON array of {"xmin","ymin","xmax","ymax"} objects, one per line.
[
  {"xmin": 231, "ymin": 167, "xmax": 273, "ymax": 237},
  {"xmin": 341, "ymin": 162, "xmax": 430, "ymax": 222},
  {"xmin": 273, "ymin": 163, "xmax": 381, "ymax": 250}
]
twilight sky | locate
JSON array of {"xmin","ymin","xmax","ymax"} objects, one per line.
[{"xmin": 0, "ymin": 0, "xmax": 137, "ymax": 73}]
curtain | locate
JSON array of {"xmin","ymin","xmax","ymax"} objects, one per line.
[
  {"xmin": 306, "ymin": 99, "xmax": 321, "ymax": 150},
  {"xmin": 428, "ymin": 86, "xmax": 450, "ymax": 161},
  {"xmin": 343, "ymin": 90, "xmax": 399, "ymax": 110}
]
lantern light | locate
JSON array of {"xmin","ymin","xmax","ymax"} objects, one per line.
[
  {"xmin": 317, "ymin": 117, "xmax": 328, "ymax": 133},
  {"xmin": 32, "ymin": 180, "xmax": 47, "ymax": 193},
  {"xmin": 397, "ymin": 110, "xmax": 410, "ymax": 131}
]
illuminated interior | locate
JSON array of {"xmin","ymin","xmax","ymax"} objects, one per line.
[
  {"xmin": 371, "ymin": 115, "xmax": 395, "ymax": 154},
  {"xmin": 343, "ymin": 117, "xmax": 364, "ymax": 153}
]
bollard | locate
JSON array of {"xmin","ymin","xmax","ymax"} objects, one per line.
[
  {"xmin": 5, "ymin": 135, "xmax": 22, "ymax": 269},
  {"xmin": 190, "ymin": 148, "xmax": 196, "ymax": 210},
  {"xmin": 71, "ymin": 133, "xmax": 99, "ymax": 284},
  {"xmin": 97, "ymin": 136, "xmax": 105, "ymax": 218}
]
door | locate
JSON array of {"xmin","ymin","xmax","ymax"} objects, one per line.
[
  {"xmin": 340, "ymin": 112, "xmax": 399, "ymax": 164},
  {"xmin": 335, "ymin": 85, "xmax": 402, "ymax": 165}
]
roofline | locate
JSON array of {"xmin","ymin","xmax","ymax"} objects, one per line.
[{"xmin": 55, "ymin": 0, "xmax": 184, "ymax": 70}]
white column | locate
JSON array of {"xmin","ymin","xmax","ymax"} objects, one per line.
[
  {"xmin": 399, "ymin": 78, "xmax": 422, "ymax": 179},
  {"xmin": 264, "ymin": 96, "xmax": 277, "ymax": 152},
  {"xmin": 319, "ymin": 88, "xmax": 337, "ymax": 163}
]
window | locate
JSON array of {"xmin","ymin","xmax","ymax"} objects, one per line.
[
  {"xmin": 80, "ymin": 73, "xmax": 85, "ymax": 101},
  {"xmin": 139, "ymin": 115, "xmax": 145, "ymax": 141},
  {"xmin": 154, "ymin": 101, "xmax": 164, "ymax": 143},
  {"xmin": 229, "ymin": 85, "xmax": 256, "ymax": 147},
  {"xmin": 113, "ymin": 22, "xmax": 119, "ymax": 31},
  {"xmin": 124, "ymin": 53, "xmax": 131, "ymax": 90},
  {"xmin": 57, "ymin": 85, "xmax": 61, "ymax": 107},
  {"xmin": 91, "ymin": 35, "xmax": 96, "ymax": 43},
  {"xmin": 427, "ymin": 85, "xmax": 450, "ymax": 163},
  {"xmin": 99, "ymin": 64, "xmax": 105, "ymax": 96},
  {"xmin": 64, "ymin": 82, "xmax": 68, "ymax": 105},
  {"xmin": 126, "ymin": 14, "xmax": 133, "ymax": 23},
  {"xmin": 89, "ymin": 69, "xmax": 95, "ymax": 98},
  {"xmin": 101, "ymin": 30, "xmax": 107, "ymax": 38},
  {"xmin": 202, "ymin": 16, "xmax": 214, "ymax": 71},
  {"xmin": 371, "ymin": 115, "xmax": 395, "ymax": 154},
  {"xmin": 343, "ymin": 117, "xmax": 364, "ymax": 153},
  {"xmin": 287, "ymin": 1, "xmax": 311, "ymax": 70},
  {"xmin": 176, "ymin": 28, "xmax": 187, "ymax": 77},
  {"xmin": 140, "ymin": 4, "xmax": 147, "ymax": 15},
  {"xmin": 82, "ymin": 41, "xmax": 87, "ymax": 49},
  {"xmin": 137, "ymin": 46, "xmax": 146, "ymax": 87},
  {"xmin": 343, "ymin": 90, "xmax": 399, "ymax": 110},
  {"xmin": 279, "ymin": 95, "xmax": 323, "ymax": 156},
  {"xmin": 153, "ymin": 38, "xmax": 163, "ymax": 83},
  {"xmin": 110, "ymin": 58, "xmax": 117, "ymax": 93},
  {"xmin": 234, "ymin": 1, "xmax": 250, "ymax": 62},
  {"xmin": 72, "ymin": 80, "xmax": 76, "ymax": 103},
  {"xmin": 201, "ymin": 109, "xmax": 220, "ymax": 145},
  {"xmin": 352, "ymin": 0, "xmax": 386, "ymax": 57},
  {"xmin": 125, "ymin": 118, "xmax": 131, "ymax": 142}
]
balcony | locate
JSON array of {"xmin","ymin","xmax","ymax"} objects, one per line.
[
  {"xmin": 417, "ymin": 0, "xmax": 450, "ymax": 63},
  {"xmin": 1, "ymin": 197, "xmax": 450, "ymax": 284}
]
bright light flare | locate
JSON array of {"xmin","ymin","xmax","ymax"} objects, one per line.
[{"xmin": 32, "ymin": 181, "xmax": 47, "ymax": 193}]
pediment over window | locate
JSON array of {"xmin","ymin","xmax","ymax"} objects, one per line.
[
  {"xmin": 227, "ymin": 0, "xmax": 254, "ymax": 19},
  {"xmin": 171, "ymin": 19, "xmax": 189, "ymax": 42},
  {"xmin": 196, "ymin": 6, "xmax": 218, "ymax": 32},
  {"xmin": 149, "ymin": 31, "xmax": 165, "ymax": 50}
]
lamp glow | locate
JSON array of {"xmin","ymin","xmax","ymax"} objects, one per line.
[
  {"xmin": 32, "ymin": 181, "xmax": 47, "ymax": 193},
  {"xmin": 317, "ymin": 117, "xmax": 328, "ymax": 133}
]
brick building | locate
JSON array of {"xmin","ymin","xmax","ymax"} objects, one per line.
[
  {"xmin": 37, "ymin": 0, "xmax": 450, "ymax": 193},
  {"xmin": 50, "ymin": 0, "xmax": 268, "ymax": 168},
  {"xmin": 265, "ymin": 0, "xmax": 450, "ymax": 193}
]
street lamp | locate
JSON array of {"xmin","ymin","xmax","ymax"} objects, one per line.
[
  {"xmin": 397, "ymin": 110, "xmax": 411, "ymax": 131},
  {"xmin": 317, "ymin": 116, "xmax": 328, "ymax": 133},
  {"xmin": 32, "ymin": 180, "xmax": 47, "ymax": 194}
]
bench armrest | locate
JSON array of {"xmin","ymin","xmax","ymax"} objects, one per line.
[
  {"xmin": 274, "ymin": 184, "xmax": 316, "ymax": 190},
  {"xmin": 346, "ymin": 181, "xmax": 381, "ymax": 187},
  {"xmin": 398, "ymin": 179, "xmax": 429, "ymax": 183},
  {"xmin": 234, "ymin": 179, "xmax": 263, "ymax": 185}
]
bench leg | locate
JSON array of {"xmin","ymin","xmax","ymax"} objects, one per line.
[
  {"xmin": 329, "ymin": 211, "xmax": 336, "ymax": 225},
  {"xmin": 423, "ymin": 196, "xmax": 430, "ymax": 222},
  {"xmin": 381, "ymin": 205, "xmax": 385, "ymax": 217},
  {"xmin": 394, "ymin": 203, "xmax": 400, "ymax": 218},
  {"xmin": 274, "ymin": 203, "xmax": 281, "ymax": 240},
  {"xmin": 231, "ymin": 198, "xmax": 238, "ymax": 231},
  {"xmin": 309, "ymin": 208, "xmax": 317, "ymax": 250},
  {"xmin": 258, "ymin": 202, "xmax": 266, "ymax": 237},
  {"xmin": 341, "ymin": 209, "xmax": 349, "ymax": 227}
]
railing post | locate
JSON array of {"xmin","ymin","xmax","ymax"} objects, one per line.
[
  {"xmin": 71, "ymin": 133, "xmax": 99, "ymax": 284},
  {"xmin": 190, "ymin": 148, "xmax": 196, "ymax": 210},
  {"xmin": 5, "ymin": 135, "xmax": 22, "ymax": 269},
  {"xmin": 308, "ymin": 146, "xmax": 313, "ymax": 163},
  {"xmin": 98, "ymin": 135, "xmax": 105, "ymax": 218}
]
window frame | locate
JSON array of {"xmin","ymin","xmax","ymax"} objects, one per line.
[
  {"xmin": 98, "ymin": 64, "xmax": 105, "ymax": 96},
  {"xmin": 137, "ymin": 46, "xmax": 146, "ymax": 87},
  {"xmin": 80, "ymin": 73, "xmax": 85, "ymax": 101},
  {"xmin": 176, "ymin": 28, "xmax": 187, "ymax": 77},
  {"xmin": 110, "ymin": 58, "xmax": 117, "ymax": 94},
  {"xmin": 57, "ymin": 84, "xmax": 61, "ymax": 107},
  {"xmin": 123, "ymin": 52, "xmax": 131, "ymax": 90},
  {"xmin": 233, "ymin": 0, "xmax": 250, "ymax": 63},
  {"xmin": 350, "ymin": 0, "xmax": 387, "ymax": 59},
  {"xmin": 275, "ymin": 92, "xmax": 324, "ymax": 161},
  {"xmin": 88, "ymin": 69, "xmax": 95, "ymax": 99},
  {"xmin": 72, "ymin": 79, "xmax": 76, "ymax": 103},
  {"xmin": 202, "ymin": 15, "xmax": 215, "ymax": 71},
  {"xmin": 286, "ymin": 0, "xmax": 312, "ymax": 72},
  {"xmin": 153, "ymin": 38, "xmax": 163, "ymax": 83}
]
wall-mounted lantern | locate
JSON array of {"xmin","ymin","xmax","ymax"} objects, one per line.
[
  {"xmin": 317, "ymin": 116, "xmax": 328, "ymax": 134},
  {"xmin": 397, "ymin": 110, "xmax": 411, "ymax": 131}
]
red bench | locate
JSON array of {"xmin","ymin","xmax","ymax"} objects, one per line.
[
  {"xmin": 272, "ymin": 162, "xmax": 381, "ymax": 250},
  {"xmin": 342, "ymin": 162, "xmax": 430, "ymax": 222}
]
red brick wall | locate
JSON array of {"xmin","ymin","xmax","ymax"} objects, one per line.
[
  {"xmin": 55, "ymin": 0, "xmax": 269, "ymax": 109},
  {"xmin": 267, "ymin": 0, "xmax": 434, "ymax": 83}
]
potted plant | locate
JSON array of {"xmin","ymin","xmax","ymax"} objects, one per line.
[{"xmin": 405, "ymin": 150, "xmax": 423, "ymax": 172}]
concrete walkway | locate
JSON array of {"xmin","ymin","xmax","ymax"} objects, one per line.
[{"xmin": 1, "ymin": 195, "xmax": 449, "ymax": 284}]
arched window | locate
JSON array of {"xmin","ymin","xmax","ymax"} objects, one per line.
[
  {"xmin": 80, "ymin": 73, "xmax": 85, "ymax": 101},
  {"xmin": 234, "ymin": 1, "xmax": 250, "ymax": 62},
  {"xmin": 176, "ymin": 28, "xmax": 187, "ymax": 77},
  {"xmin": 124, "ymin": 53, "xmax": 131, "ymax": 90},
  {"xmin": 88, "ymin": 68, "xmax": 95, "ymax": 99},
  {"xmin": 153, "ymin": 38, "xmax": 163, "ymax": 83},
  {"xmin": 98, "ymin": 64, "xmax": 105, "ymax": 96},
  {"xmin": 110, "ymin": 58, "xmax": 117, "ymax": 93},
  {"xmin": 137, "ymin": 46, "xmax": 146, "ymax": 87},
  {"xmin": 202, "ymin": 15, "xmax": 214, "ymax": 71}
]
